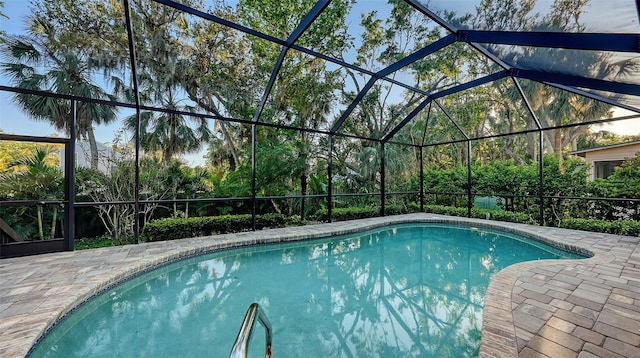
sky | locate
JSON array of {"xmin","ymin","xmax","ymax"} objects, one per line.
[{"xmin": 1, "ymin": 0, "xmax": 639, "ymax": 167}]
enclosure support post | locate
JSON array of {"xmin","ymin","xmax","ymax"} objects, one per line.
[
  {"xmin": 419, "ymin": 147, "xmax": 424, "ymax": 212},
  {"xmin": 327, "ymin": 134, "xmax": 333, "ymax": 222},
  {"xmin": 380, "ymin": 142, "xmax": 386, "ymax": 217},
  {"xmin": 538, "ymin": 130, "xmax": 545, "ymax": 225},
  {"xmin": 251, "ymin": 124, "xmax": 257, "ymax": 230},
  {"xmin": 124, "ymin": 0, "xmax": 142, "ymax": 244},
  {"xmin": 467, "ymin": 140, "xmax": 472, "ymax": 218},
  {"xmin": 64, "ymin": 100, "xmax": 76, "ymax": 251}
]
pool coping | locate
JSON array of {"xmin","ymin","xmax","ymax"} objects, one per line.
[{"xmin": 1, "ymin": 213, "xmax": 639, "ymax": 357}]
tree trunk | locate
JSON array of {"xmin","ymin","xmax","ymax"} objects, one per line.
[
  {"xmin": 165, "ymin": 121, "xmax": 175, "ymax": 164},
  {"xmin": 300, "ymin": 173, "xmax": 307, "ymax": 218},
  {"xmin": 543, "ymin": 132, "xmax": 554, "ymax": 154},
  {"xmin": 113, "ymin": 208, "xmax": 119, "ymax": 241},
  {"xmin": 37, "ymin": 205, "xmax": 44, "ymax": 240},
  {"xmin": 0, "ymin": 218, "xmax": 23, "ymax": 242},
  {"xmin": 185, "ymin": 92, "xmax": 241, "ymax": 170},
  {"xmin": 271, "ymin": 199, "xmax": 281, "ymax": 214},
  {"xmin": 87, "ymin": 126, "xmax": 99, "ymax": 170},
  {"xmin": 526, "ymin": 118, "xmax": 538, "ymax": 161},
  {"xmin": 554, "ymin": 128, "xmax": 563, "ymax": 169},
  {"xmin": 50, "ymin": 206, "xmax": 58, "ymax": 239},
  {"xmin": 219, "ymin": 121, "xmax": 240, "ymax": 170},
  {"xmin": 299, "ymin": 131, "xmax": 308, "ymax": 218},
  {"xmin": 173, "ymin": 196, "xmax": 178, "ymax": 217}
]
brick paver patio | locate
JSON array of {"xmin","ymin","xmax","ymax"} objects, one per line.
[{"xmin": 1, "ymin": 214, "xmax": 639, "ymax": 357}]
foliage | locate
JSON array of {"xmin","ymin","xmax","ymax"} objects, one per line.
[
  {"xmin": 470, "ymin": 0, "xmax": 637, "ymax": 165},
  {"xmin": 560, "ymin": 218, "xmax": 640, "ymax": 237},
  {"xmin": 421, "ymin": 166, "xmax": 469, "ymax": 206},
  {"xmin": 0, "ymin": 147, "xmax": 63, "ymax": 240},
  {"xmin": 121, "ymin": 0, "xmax": 212, "ymax": 164},
  {"xmin": 75, "ymin": 235, "xmax": 137, "ymax": 250},
  {"xmin": 417, "ymin": 155, "xmax": 591, "ymax": 225},
  {"xmin": 0, "ymin": 1, "xmax": 6, "ymax": 41},
  {"xmin": 309, "ymin": 205, "xmax": 407, "ymax": 222},
  {"xmin": 577, "ymin": 130, "xmax": 640, "ymax": 150},
  {"xmin": 2, "ymin": 0, "xmax": 639, "ymax": 245},
  {"xmin": 124, "ymin": 108, "xmax": 212, "ymax": 165},
  {"xmin": 474, "ymin": 160, "xmax": 536, "ymax": 197},
  {"xmin": 75, "ymin": 155, "xmax": 184, "ymax": 241},
  {"xmin": 605, "ymin": 153, "xmax": 640, "ymax": 198},
  {"xmin": 586, "ymin": 153, "xmax": 640, "ymax": 221},
  {"xmin": 1, "ymin": 11, "xmax": 118, "ymax": 170},
  {"xmin": 161, "ymin": 161, "xmax": 211, "ymax": 218},
  {"xmin": 143, "ymin": 213, "xmax": 303, "ymax": 241},
  {"xmin": 424, "ymin": 205, "xmax": 533, "ymax": 224},
  {"xmin": 419, "ymin": 153, "xmax": 640, "ymax": 227},
  {"xmin": 424, "ymin": 205, "xmax": 468, "ymax": 217},
  {"xmin": 0, "ymin": 137, "xmax": 62, "ymax": 171}
]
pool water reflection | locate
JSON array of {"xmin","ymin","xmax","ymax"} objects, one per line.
[{"xmin": 29, "ymin": 223, "xmax": 583, "ymax": 358}]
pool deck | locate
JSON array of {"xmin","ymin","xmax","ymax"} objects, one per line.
[{"xmin": 1, "ymin": 213, "xmax": 639, "ymax": 357}]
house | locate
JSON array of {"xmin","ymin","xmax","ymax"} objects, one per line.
[
  {"xmin": 59, "ymin": 140, "xmax": 119, "ymax": 174},
  {"xmin": 570, "ymin": 140, "xmax": 640, "ymax": 180}
]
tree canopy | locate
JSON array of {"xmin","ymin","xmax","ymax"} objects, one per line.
[{"xmin": 1, "ymin": 0, "xmax": 639, "ymax": 241}]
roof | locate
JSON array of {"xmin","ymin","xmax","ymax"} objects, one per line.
[{"xmin": 569, "ymin": 139, "xmax": 640, "ymax": 155}]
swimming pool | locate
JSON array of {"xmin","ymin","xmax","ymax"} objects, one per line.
[{"xmin": 28, "ymin": 223, "xmax": 584, "ymax": 357}]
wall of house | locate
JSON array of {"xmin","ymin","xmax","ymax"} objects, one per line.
[
  {"xmin": 59, "ymin": 141, "xmax": 117, "ymax": 174},
  {"xmin": 584, "ymin": 143, "xmax": 640, "ymax": 180}
]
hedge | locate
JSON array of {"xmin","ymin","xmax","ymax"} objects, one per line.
[
  {"xmin": 424, "ymin": 206, "xmax": 640, "ymax": 236},
  {"xmin": 308, "ymin": 204, "xmax": 531, "ymax": 224},
  {"xmin": 143, "ymin": 213, "xmax": 303, "ymax": 241},
  {"xmin": 424, "ymin": 205, "xmax": 533, "ymax": 224},
  {"xmin": 143, "ymin": 207, "xmax": 639, "ymax": 244},
  {"xmin": 309, "ymin": 205, "xmax": 408, "ymax": 222},
  {"xmin": 560, "ymin": 218, "xmax": 640, "ymax": 237}
]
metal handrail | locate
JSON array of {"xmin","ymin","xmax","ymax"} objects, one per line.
[{"xmin": 229, "ymin": 303, "xmax": 272, "ymax": 358}]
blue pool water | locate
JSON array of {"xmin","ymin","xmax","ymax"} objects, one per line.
[{"xmin": 29, "ymin": 223, "xmax": 584, "ymax": 358}]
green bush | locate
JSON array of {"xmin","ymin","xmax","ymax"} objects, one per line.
[
  {"xmin": 475, "ymin": 208, "xmax": 533, "ymax": 224},
  {"xmin": 560, "ymin": 218, "xmax": 640, "ymax": 236},
  {"xmin": 75, "ymin": 235, "xmax": 136, "ymax": 250},
  {"xmin": 310, "ymin": 207, "xmax": 377, "ymax": 222},
  {"xmin": 422, "ymin": 166, "xmax": 468, "ymax": 206},
  {"xmin": 143, "ymin": 213, "xmax": 302, "ymax": 241},
  {"xmin": 408, "ymin": 202, "xmax": 421, "ymax": 212},
  {"xmin": 424, "ymin": 205, "xmax": 467, "ymax": 217},
  {"xmin": 309, "ymin": 205, "xmax": 408, "ymax": 222},
  {"xmin": 424, "ymin": 205, "xmax": 533, "ymax": 224},
  {"xmin": 420, "ymin": 155, "xmax": 594, "ymax": 225},
  {"xmin": 385, "ymin": 205, "xmax": 407, "ymax": 216}
]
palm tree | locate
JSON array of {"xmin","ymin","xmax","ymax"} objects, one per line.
[
  {"xmin": 1, "ymin": 15, "xmax": 118, "ymax": 170},
  {"xmin": 124, "ymin": 93, "xmax": 212, "ymax": 164},
  {"xmin": 0, "ymin": 1, "xmax": 7, "ymax": 42},
  {"xmin": 0, "ymin": 147, "xmax": 63, "ymax": 240},
  {"xmin": 121, "ymin": 2, "xmax": 212, "ymax": 165}
]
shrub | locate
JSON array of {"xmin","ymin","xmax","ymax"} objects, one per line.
[
  {"xmin": 560, "ymin": 218, "xmax": 640, "ymax": 236},
  {"xmin": 424, "ymin": 205, "xmax": 467, "ymax": 217},
  {"xmin": 75, "ymin": 235, "xmax": 136, "ymax": 250},
  {"xmin": 310, "ymin": 207, "xmax": 377, "ymax": 222},
  {"xmin": 424, "ymin": 205, "xmax": 533, "ymax": 224},
  {"xmin": 408, "ymin": 202, "xmax": 421, "ymax": 212},
  {"xmin": 385, "ymin": 205, "xmax": 407, "ymax": 216},
  {"xmin": 143, "ymin": 213, "xmax": 301, "ymax": 241},
  {"xmin": 310, "ymin": 205, "xmax": 408, "ymax": 222},
  {"xmin": 476, "ymin": 209, "xmax": 533, "ymax": 224}
]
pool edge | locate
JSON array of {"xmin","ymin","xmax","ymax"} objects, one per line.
[{"xmin": 0, "ymin": 213, "xmax": 622, "ymax": 358}]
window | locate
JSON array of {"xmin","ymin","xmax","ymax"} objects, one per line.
[{"xmin": 594, "ymin": 160, "xmax": 623, "ymax": 179}]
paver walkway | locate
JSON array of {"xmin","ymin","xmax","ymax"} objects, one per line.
[{"xmin": 1, "ymin": 214, "xmax": 639, "ymax": 357}]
